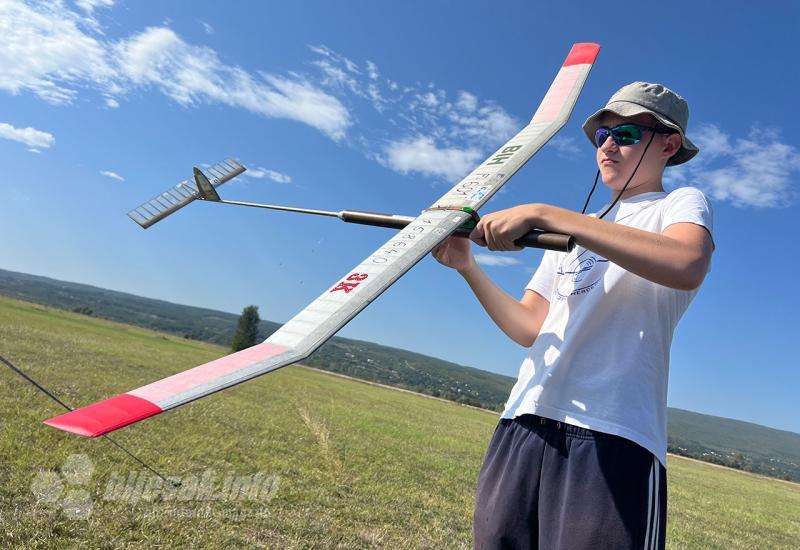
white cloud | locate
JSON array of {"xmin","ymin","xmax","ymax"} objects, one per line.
[
  {"xmin": 0, "ymin": 4, "xmax": 351, "ymax": 141},
  {"xmin": 115, "ymin": 27, "xmax": 351, "ymax": 140},
  {"xmin": 308, "ymin": 44, "xmax": 359, "ymax": 74},
  {"xmin": 243, "ymin": 167, "xmax": 292, "ymax": 184},
  {"xmin": 474, "ymin": 253, "xmax": 522, "ymax": 267},
  {"xmin": 384, "ymin": 136, "xmax": 482, "ymax": 181},
  {"xmin": 75, "ymin": 0, "xmax": 114, "ymax": 14},
  {"xmin": 418, "ymin": 91, "xmax": 439, "ymax": 108},
  {"xmin": 0, "ymin": 0, "xmax": 116, "ymax": 104},
  {"xmin": 366, "ymin": 60, "xmax": 379, "ymax": 80},
  {"xmin": 314, "ymin": 59, "xmax": 361, "ymax": 95},
  {"xmin": 100, "ymin": 170, "xmax": 124, "ymax": 181},
  {"xmin": 366, "ymin": 83, "xmax": 385, "ymax": 112},
  {"xmin": 258, "ymin": 74, "xmax": 351, "ymax": 140},
  {"xmin": 444, "ymin": 102, "xmax": 519, "ymax": 145},
  {"xmin": 307, "ymin": 44, "xmax": 520, "ymax": 164},
  {"xmin": 201, "ymin": 21, "xmax": 214, "ymax": 35},
  {"xmin": 692, "ymin": 123, "xmax": 731, "ymax": 158},
  {"xmin": 666, "ymin": 124, "xmax": 800, "ymax": 208},
  {"xmin": 303, "ymin": 45, "xmax": 528, "ymax": 183},
  {"xmin": 74, "ymin": 0, "xmax": 114, "ymax": 33},
  {"xmin": 0, "ymin": 6, "xmax": 538, "ymax": 183},
  {"xmin": 456, "ymin": 91, "xmax": 477, "ymax": 112},
  {"xmin": 27, "ymin": 148, "xmax": 41, "ymax": 154},
  {"xmin": 0, "ymin": 122, "xmax": 55, "ymax": 148},
  {"xmin": 549, "ymin": 136, "xmax": 581, "ymax": 157},
  {"xmin": 312, "ymin": 49, "xmax": 385, "ymax": 111},
  {"xmin": 662, "ymin": 165, "xmax": 686, "ymax": 187}
]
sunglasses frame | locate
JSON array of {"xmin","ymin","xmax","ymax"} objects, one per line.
[{"xmin": 594, "ymin": 123, "xmax": 673, "ymax": 148}]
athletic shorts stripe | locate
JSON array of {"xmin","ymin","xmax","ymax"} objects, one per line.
[
  {"xmin": 650, "ymin": 457, "xmax": 662, "ymax": 550},
  {"xmin": 644, "ymin": 458, "xmax": 655, "ymax": 548}
]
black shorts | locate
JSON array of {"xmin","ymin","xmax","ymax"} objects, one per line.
[{"xmin": 474, "ymin": 414, "xmax": 666, "ymax": 550}]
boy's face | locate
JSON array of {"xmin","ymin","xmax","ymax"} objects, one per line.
[{"xmin": 595, "ymin": 112, "xmax": 682, "ymax": 193}]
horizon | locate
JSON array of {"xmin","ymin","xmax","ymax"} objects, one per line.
[{"xmin": 3, "ymin": 265, "xmax": 798, "ymax": 438}]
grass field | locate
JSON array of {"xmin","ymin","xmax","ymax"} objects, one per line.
[{"xmin": 1, "ymin": 295, "xmax": 798, "ymax": 548}]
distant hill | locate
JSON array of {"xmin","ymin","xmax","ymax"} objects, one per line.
[
  {"xmin": 667, "ymin": 408, "xmax": 800, "ymax": 481},
  {"xmin": 1, "ymin": 267, "xmax": 798, "ymax": 482},
  {"xmin": 0, "ymin": 268, "xmax": 514, "ymax": 410}
]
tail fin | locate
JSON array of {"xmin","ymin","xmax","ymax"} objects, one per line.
[{"xmin": 193, "ymin": 167, "xmax": 221, "ymax": 201}]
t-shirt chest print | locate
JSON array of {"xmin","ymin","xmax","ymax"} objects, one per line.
[
  {"xmin": 553, "ymin": 200, "xmax": 661, "ymax": 301},
  {"xmin": 555, "ymin": 249, "xmax": 609, "ymax": 300}
]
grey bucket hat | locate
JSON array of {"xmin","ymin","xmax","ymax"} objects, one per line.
[{"xmin": 582, "ymin": 82, "xmax": 699, "ymax": 166}]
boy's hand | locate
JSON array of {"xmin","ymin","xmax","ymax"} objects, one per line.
[
  {"xmin": 470, "ymin": 205, "xmax": 543, "ymax": 251},
  {"xmin": 432, "ymin": 236, "xmax": 476, "ymax": 273}
]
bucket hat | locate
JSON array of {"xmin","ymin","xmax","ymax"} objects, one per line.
[{"xmin": 582, "ymin": 82, "xmax": 699, "ymax": 166}]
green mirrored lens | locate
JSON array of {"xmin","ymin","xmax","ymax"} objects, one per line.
[{"xmin": 612, "ymin": 124, "xmax": 644, "ymax": 146}]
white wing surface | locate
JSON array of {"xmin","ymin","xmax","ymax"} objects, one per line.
[{"xmin": 44, "ymin": 43, "xmax": 600, "ymax": 437}]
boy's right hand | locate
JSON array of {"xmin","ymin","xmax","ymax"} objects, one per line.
[{"xmin": 432, "ymin": 237, "xmax": 476, "ymax": 274}]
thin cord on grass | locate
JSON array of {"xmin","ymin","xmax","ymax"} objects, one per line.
[{"xmin": 0, "ymin": 353, "xmax": 179, "ymax": 486}]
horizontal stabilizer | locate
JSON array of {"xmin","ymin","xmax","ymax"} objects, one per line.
[{"xmin": 127, "ymin": 159, "xmax": 245, "ymax": 229}]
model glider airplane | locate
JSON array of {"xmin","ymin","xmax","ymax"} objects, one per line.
[{"xmin": 44, "ymin": 43, "xmax": 600, "ymax": 438}]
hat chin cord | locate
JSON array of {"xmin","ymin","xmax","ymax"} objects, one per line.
[{"xmin": 581, "ymin": 129, "xmax": 658, "ymax": 220}]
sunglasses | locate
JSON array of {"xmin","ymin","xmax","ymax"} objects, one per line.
[{"xmin": 594, "ymin": 124, "xmax": 672, "ymax": 148}]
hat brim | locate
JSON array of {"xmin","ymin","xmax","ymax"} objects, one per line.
[{"xmin": 582, "ymin": 101, "xmax": 699, "ymax": 166}]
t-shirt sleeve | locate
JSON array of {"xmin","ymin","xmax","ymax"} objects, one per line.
[
  {"xmin": 661, "ymin": 186, "xmax": 715, "ymax": 246},
  {"xmin": 525, "ymin": 250, "xmax": 560, "ymax": 302}
]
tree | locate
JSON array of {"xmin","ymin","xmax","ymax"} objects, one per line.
[{"xmin": 231, "ymin": 305, "xmax": 261, "ymax": 352}]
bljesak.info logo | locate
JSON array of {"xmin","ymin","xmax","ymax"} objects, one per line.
[{"xmin": 30, "ymin": 454, "xmax": 280, "ymax": 520}]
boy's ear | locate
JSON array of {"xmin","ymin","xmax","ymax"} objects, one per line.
[{"xmin": 663, "ymin": 133, "xmax": 683, "ymax": 160}]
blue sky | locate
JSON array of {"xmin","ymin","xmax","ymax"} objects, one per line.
[{"xmin": 1, "ymin": 1, "xmax": 798, "ymax": 433}]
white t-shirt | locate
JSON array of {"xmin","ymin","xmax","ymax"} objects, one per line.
[{"xmin": 501, "ymin": 186, "xmax": 714, "ymax": 467}]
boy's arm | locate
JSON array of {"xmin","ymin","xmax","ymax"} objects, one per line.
[
  {"xmin": 472, "ymin": 204, "xmax": 714, "ymax": 291},
  {"xmin": 458, "ymin": 262, "xmax": 550, "ymax": 348}
]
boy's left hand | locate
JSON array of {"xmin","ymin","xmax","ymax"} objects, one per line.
[{"xmin": 470, "ymin": 204, "xmax": 547, "ymax": 251}]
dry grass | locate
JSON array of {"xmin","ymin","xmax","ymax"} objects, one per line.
[{"xmin": 0, "ymin": 295, "xmax": 797, "ymax": 548}]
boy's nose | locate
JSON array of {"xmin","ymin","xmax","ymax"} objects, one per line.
[{"xmin": 599, "ymin": 135, "xmax": 618, "ymax": 154}]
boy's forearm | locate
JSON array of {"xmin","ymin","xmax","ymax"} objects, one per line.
[
  {"xmin": 534, "ymin": 205, "xmax": 708, "ymax": 290},
  {"xmin": 458, "ymin": 262, "xmax": 541, "ymax": 347}
]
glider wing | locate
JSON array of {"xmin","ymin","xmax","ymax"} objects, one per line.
[{"xmin": 44, "ymin": 43, "xmax": 600, "ymax": 437}]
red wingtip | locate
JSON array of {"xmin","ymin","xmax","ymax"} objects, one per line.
[
  {"xmin": 43, "ymin": 394, "xmax": 163, "ymax": 437},
  {"xmin": 563, "ymin": 43, "xmax": 601, "ymax": 67}
]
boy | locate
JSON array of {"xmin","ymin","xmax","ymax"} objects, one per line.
[{"xmin": 433, "ymin": 82, "xmax": 715, "ymax": 549}]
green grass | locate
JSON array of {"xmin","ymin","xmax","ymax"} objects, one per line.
[
  {"xmin": 668, "ymin": 456, "xmax": 800, "ymax": 548},
  {"xmin": 1, "ymin": 295, "xmax": 798, "ymax": 548}
]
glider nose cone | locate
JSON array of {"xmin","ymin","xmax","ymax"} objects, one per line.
[{"xmin": 43, "ymin": 394, "xmax": 163, "ymax": 437}]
